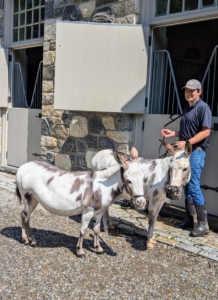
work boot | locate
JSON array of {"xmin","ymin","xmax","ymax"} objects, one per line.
[
  {"xmin": 175, "ymin": 199, "xmax": 198, "ymax": 229},
  {"xmin": 190, "ymin": 205, "xmax": 209, "ymax": 237}
]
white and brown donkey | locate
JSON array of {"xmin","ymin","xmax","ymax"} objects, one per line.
[
  {"xmin": 16, "ymin": 148, "xmax": 146, "ymax": 258},
  {"xmin": 92, "ymin": 140, "xmax": 192, "ymax": 248}
]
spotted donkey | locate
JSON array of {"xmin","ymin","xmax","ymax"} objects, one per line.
[
  {"xmin": 16, "ymin": 148, "xmax": 146, "ymax": 258},
  {"xmin": 92, "ymin": 140, "xmax": 192, "ymax": 248}
]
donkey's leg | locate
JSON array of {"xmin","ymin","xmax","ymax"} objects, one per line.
[
  {"xmin": 77, "ymin": 210, "xmax": 94, "ymax": 258},
  {"xmin": 93, "ymin": 213, "xmax": 104, "ymax": 254},
  {"xmin": 103, "ymin": 210, "xmax": 114, "ymax": 233},
  {"xmin": 102, "ymin": 212, "xmax": 109, "ymax": 233},
  {"xmin": 21, "ymin": 196, "xmax": 38, "ymax": 246},
  {"xmin": 147, "ymin": 198, "xmax": 165, "ymax": 249}
]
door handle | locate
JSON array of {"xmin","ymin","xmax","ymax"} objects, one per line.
[{"xmin": 35, "ymin": 113, "xmax": 42, "ymax": 118}]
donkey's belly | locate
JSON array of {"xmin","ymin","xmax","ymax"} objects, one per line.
[{"xmin": 34, "ymin": 192, "xmax": 84, "ymax": 216}]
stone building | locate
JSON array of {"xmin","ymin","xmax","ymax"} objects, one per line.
[{"xmin": 0, "ymin": 1, "xmax": 218, "ymax": 213}]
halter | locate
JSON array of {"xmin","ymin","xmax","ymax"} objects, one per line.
[{"xmin": 122, "ymin": 181, "xmax": 144, "ymax": 198}]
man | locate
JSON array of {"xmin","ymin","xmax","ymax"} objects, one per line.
[{"xmin": 161, "ymin": 79, "xmax": 211, "ymax": 237}]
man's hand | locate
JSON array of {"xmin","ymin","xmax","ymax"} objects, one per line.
[
  {"xmin": 175, "ymin": 141, "xmax": 186, "ymax": 149},
  {"xmin": 161, "ymin": 129, "xmax": 176, "ymax": 138}
]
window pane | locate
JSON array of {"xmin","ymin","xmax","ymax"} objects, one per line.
[
  {"xmin": 33, "ymin": 24, "xmax": 39, "ymax": 38},
  {"xmin": 41, "ymin": 0, "xmax": 45, "ymax": 5},
  {"xmin": 202, "ymin": 0, "xmax": 214, "ymax": 6},
  {"xmin": 13, "ymin": 14, "xmax": 19, "ymax": 27},
  {"xmin": 27, "ymin": 10, "xmax": 32, "ymax": 24},
  {"xmin": 13, "ymin": 29, "xmax": 18, "ymax": 42},
  {"xmin": 27, "ymin": 0, "xmax": 32, "ymax": 9},
  {"xmin": 156, "ymin": 0, "xmax": 168, "ymax": 16},
  {"xmin": 19, "ymin": 27, "xmax": 25, "ymax": 41},
  {"xmin": 34, "ymin": 0, "xmax": 40, "ymax": 7},
  {"xmin": 20, "ymin": 0, "xmax": 25, "ymax": 11},
  {"xmin": 20, "ymin": 12, "xmax": 25, "ymax": 26},
  {"xmin": 185, "ymin": 0, "xmax": 198, "ymax": 10},
  {"xmin": 170, "ymin": 0, "xmax": 183, "ymax": 13},
  {"xmin": 26, "ymin": 26, "xmax": 32, "ymax": 39},
  {"xmin": 34, "ymin": 9, "xmax": 39, "ymax": 23},
  {"xmin": 41, "ymin": 7, "xmax": 45, "ymax": 21},
  {"xmin": 40, "ymin": 23, "xmax": 44, "ymax": 37},
  {"xmin": 14, "ymin": 0, "xmax": 19, "ymax": 13}
]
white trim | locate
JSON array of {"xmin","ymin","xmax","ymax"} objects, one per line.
[
  {"xmin": 149, "ymin": 3, "xmax": 218, "ymax": 27},
  {"xmin": 10, "ymin": 38, "xmax": 43, "ymax": 50}
]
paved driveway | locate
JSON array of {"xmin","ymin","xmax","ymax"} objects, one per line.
[{"xmin": 0, "ymin": 186, "xmax": 218, "ymax": 300}]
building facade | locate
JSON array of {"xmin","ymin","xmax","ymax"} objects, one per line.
[{"xmin": 0, "ymin": 0, "xmax": 218, "ymax": 213}]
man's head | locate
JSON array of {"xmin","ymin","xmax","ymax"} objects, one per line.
[{"xmin": 182, "ymin": 79, "xmax": 202, "ymax": 105}]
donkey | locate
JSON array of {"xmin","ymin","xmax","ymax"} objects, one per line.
[
  {"xmin": 92, "ymin": 140, "xmax": 192, "ymax": 248},
  {"xmin": 16, "ymin": 148, "xmax": 146, "ymax": 258}
]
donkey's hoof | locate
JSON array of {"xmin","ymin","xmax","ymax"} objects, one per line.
[
  {"xmin": 77, "ymin": 254, "xmax": 86, "ymax": 259},
  {"xmin": 146, "ymin": 242, "xmax": 155, "ymax": 249},
  {"xmin": 96, "ymin": 250, "xmax": 104, "ymax": 255},
  {"xmin": 108, "ymin": 224, "xmax": 114, "ymax": 230},
  {"xmin": 151, "ymin": 238, "xmax": 157, "ymax": 244},
  {"xmin": 22, "ymin": 238, "xmax": 29, "ymax": 245},
  {"xmin": 30, "ymin": 241, "xmax": 37, "ymax": 247},
  {"xmin": 104, "ymin": 229, "xmax": 109, "ymax": 234}
]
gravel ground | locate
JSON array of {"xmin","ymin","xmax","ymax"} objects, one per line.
[{"xmin": 0, "ymin": 189, "xmax": 218, "ymax": 300}]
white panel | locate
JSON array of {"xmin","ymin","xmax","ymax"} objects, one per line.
[
  {"xmin": 0, "ymin": 49, "xmax": 9, "ymax": 107},
  {"xmin": 7, "ymin": 108, "xmax": 41, "ymax": 167},
  {"xmin": 54, "ymin": 21, "xmax": 149, "ymax": 113}
]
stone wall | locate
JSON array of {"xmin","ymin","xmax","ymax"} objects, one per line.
[{"xmin": 42, "ymin": 0, "xmax": 140, "ymax": 170}]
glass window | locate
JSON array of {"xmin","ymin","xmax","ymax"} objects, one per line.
[
  {"xmin": 170, "ymin": 0, "xmax": 183, "ymax": 13},
  {"xmin": 14, "ymin": 0, "xmax": 19, "ymax": 13},
  {"xmin": 202, "ymin": 0, "xmax": 214, "ymax": 6},
  {"xmin": 185, "ymin": 0, "xmax": 198, "ymax": 10},
  {"xmin": 13, "ymin": 0, "xmax": 45, "ymax": 42},
  {"xmin": 34, "ymin": 0, "xmax": 40, "ymax": 7},
  {"xmin": 33, "ymin": 24, "xmax": 39, "ymax": 38},
  {"xmin": 156, "ymin": 0, "xmax": 168, "ymax": 16},
  {"xmin": 19, "ymin": 27, "xmax": 25, "ymax": 40},
  {"xmin": 20, "ymin": 12, "xmax": 25, "ymax": 26}
]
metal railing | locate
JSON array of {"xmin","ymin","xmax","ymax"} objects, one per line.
[
  {"xmin": 13, "ymin": 61, "xmax": 43, "ymax": 109},
  {"xmin": 202, "ymin": 45, "xmax": 218, "ymax": 116},
  {"xmin": 148, "ymin": 50, "xmax": 182, "ymax": 115}
]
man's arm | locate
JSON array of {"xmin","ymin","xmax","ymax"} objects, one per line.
[
  {"xmin": 175, "ymin": 127, "xmax": 210, "ymax": 148},
  {"xmin": 189, "ymin": 127, "xmax": 211, "ymax": 145},
  {"xmin": 161, "ymin": 129, "xmax": 179, "ymax": 138}
]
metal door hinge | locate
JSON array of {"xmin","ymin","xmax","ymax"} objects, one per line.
[
  {"xmin": 142, "ymin": 121, "xmax": 144, "ymax": 131},
  {"xmin": 8, "ymin": 54, "xmax": 12, "ymax": 62},
  {"xmin": 149, "ymin": 36, "xmax": 152, "ymax": 46},
  {"xmin": 145, "ymin": 97, "xmax": 148, "ymax": 107},
  {"xmin": 6, "ymin": 151, "xmax": 8, "ymax": 159}
]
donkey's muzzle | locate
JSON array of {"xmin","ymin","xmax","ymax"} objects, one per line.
[
  {"xmin": 133, "ymin": 196, "xmax": 146, "ymax": 210},
  {"xmin": 165, "ymin": 185, "xmax": 181, "ymax": 200}
]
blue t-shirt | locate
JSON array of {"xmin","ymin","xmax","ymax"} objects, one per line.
[{"xmin": 179, "ymin": 99, "xmax": 212, "ymax": 149}]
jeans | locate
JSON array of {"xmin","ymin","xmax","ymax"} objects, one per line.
[{"xmin": 184, "ymin": 149, "xmax": 206, "ymax": 206}]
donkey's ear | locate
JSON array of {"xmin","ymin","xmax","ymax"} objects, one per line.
[
  {"xmin": 113, "ymin": 150, "xmax": 128, "ymax": 170},
  {"xmin": 159, "ymin": 139, "xmax": 176, "ymax": 155},
  {"xmin": 130, "ymin": 146, "xmax": 138, "ymax": 161},
  {"xmin": 185, "ymin": 140, "xmax": 192, "ymax": 157}
]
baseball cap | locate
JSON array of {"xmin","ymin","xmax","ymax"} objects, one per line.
[{"xmin": 181, "ymin": 79, "xmax": 202, "ymax": 90}]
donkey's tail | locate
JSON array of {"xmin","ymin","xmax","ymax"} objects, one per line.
[{"xmin": 16, "ymin": 185, "xmax": 22, "ymax": 204}]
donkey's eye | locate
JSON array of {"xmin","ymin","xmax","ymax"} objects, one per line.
[
  {"xmin": 126, "ymin": 180, "xmax": 132, "ymax": 184},
  {"xmin": 183, "ymin": 168, "xmax": 187, "ymax": 172}
]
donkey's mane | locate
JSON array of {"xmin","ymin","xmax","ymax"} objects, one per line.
[{"xmin": 97, "ymin": 164, "xmax": 121, "ymax": 179}]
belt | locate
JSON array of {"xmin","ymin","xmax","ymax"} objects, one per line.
[{"xmin": 193, "ymin": 147, "xmax": 204, "ymax": 151}]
